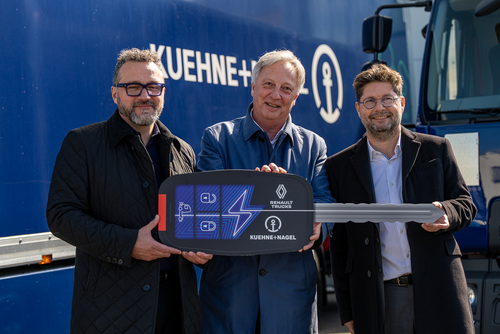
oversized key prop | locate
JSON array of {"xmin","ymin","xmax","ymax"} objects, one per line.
[{"xmin": 158, "ymin": 170, "xmax": 443, "ymax": 255}]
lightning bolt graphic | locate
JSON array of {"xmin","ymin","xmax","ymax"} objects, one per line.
[{"xmin": 227, "ymin": 189, "xmax": 263, "ymax": 238}]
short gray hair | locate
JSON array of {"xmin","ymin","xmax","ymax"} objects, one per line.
[
  {"xmin": 251, "ymin": 50, "xmax": 305, "ymax": 94},
  {"xmin": 113, "ymin": 48, "xmax": 163, "ymax": 85}
]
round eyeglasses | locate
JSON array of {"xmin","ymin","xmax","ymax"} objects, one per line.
[
  {"xmin": 114, "ymin": 83, "xmax": 165, "ymax": 97},
  {"xmin": 358, "ymin": 96, "xmax": 399, "ymax": 109}
]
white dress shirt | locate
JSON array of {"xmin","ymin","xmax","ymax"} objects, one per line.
[{"xmin": 368, "ymin": 135, "xmax": 412, "ymax": 280}]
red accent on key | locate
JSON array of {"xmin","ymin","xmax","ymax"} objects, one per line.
[{"xmin": 158, "ymin": 194, "xmax": 166, "ymax": 231}]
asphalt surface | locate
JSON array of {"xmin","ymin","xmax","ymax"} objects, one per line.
[{"xmin": 318, "ymin": 292, "xmax": 350, "ymax": 334}]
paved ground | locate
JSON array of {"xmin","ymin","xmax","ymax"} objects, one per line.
[{"xmin": 318, "ymin": 292, "xmax": 349, "ymax": 334}]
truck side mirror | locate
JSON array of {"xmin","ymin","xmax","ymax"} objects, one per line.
[
  {"xmin": 475, "ymin": 0, "xmax": 500, "ymax": 17},
  {"xmin": 421, "ymin": 24, "xmax": 428, "ymax": 38},
  {"xmin": 362, "ymin": 15, "xmax": 393, "ymax": 54}
]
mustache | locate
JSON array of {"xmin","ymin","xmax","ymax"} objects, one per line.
[
  {"xmin": 369, "ymin": 112, "xmax": 392, "ymax": 119},
  {"xmin": 133, "ymin": 100, "xmax": 155, "ymax": 107}
]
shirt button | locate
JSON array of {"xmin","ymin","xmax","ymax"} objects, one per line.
[
  {"xmin": 367, "ymin": 270, "xmax": 372, "ymax": 278},
  {"xmin": 142, "ymin": 182, "xmax": 149, "ymax": 188},
  {"xmin": 390, "ymin": 183, "xmax": 394, "ymax": 186},
  {"xmin": 388, "ymin": 161, "xmax": 391, "ymax": 164},
  {"xmin": 400, "ymin": 229, "xmax": 404, "ymax": 233},
  {"xmin": 379, "ymin": 268, "xmax": 382, "ymax": 273},
  {"xmin": 259, "ymin": 269, "xmax": 266, "ymax": 276},
  {"xmin": 364, "ymin": 238, "xmax": 369, "ymax": 245},
  {"xmin": 406, "ymin": 254, "xmax": 410, "ymax": 258},
  {"xmin": 259, "ymin": 137, "xmax": 265, "ymax": 142},
  {"xmin": 143, "ymin": 285, "xmax": 151, "ymax": 291}
]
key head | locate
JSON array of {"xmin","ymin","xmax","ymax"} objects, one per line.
[{"xmin": 158, "ymin": 170, "xmax": 314, "ymax": 255}]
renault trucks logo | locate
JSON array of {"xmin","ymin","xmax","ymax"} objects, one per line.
[
  {"xmin": 311, "ymin": 44, "xmax": 343, "ymax": 124},
  {"xmin": 276, "ymin": 184, "xmax": 287, "ymax": 199}
]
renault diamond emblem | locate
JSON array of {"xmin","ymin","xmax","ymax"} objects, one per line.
[{"xmin": 276, "ymin": 184, "xmax": 287, "ymax": 199}]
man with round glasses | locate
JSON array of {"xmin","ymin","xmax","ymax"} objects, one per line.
[
  {"xmin": 325, "ymin": 64, "xmax": 475, "ymax": 334},
  {"xmin": 47, "ymin": 48, "xmax": 201, "ymax": 334}
]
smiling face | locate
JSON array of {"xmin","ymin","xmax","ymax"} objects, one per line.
[
  {"xmin": 251, "ymin": 61, "xmax": 299, "ymax": 130},
  {"xmin": 356, "ymin": 81, "xmax": 405, "ymax": 142},
  {"xmin": 111, "ymin": 61, "xmax": 165, "ymax": 130}
]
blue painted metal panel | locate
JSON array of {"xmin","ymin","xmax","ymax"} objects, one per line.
[
  {"xmin": 0, "ymin": 266, "xmax": 74, "ymax": 333},
  {"xmin": 0, "ymin": 0, "xmax": 410, "ymax": 238},
  {"xmin": 0, "ymin": 0, "xmax": 411, "ymax": 328},
  {"xmin": 425, "ymin": 123, "xmax": 500, "ymax": 251}
]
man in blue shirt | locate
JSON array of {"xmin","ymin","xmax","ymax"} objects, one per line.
[{"xmin": 185, "ymin": 50, "xmax": 334, "ymax": 333}]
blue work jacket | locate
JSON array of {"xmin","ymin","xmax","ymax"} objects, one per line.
[{"xmin": 197, "ymin": 103, "xmax": 334, "ymax": 334}]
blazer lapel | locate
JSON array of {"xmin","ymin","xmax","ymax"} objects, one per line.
[
  {"xmin": 401, "ymin": 127, "xmax": 421, "ymax": 183},
  {"xmin": 349, "ymin": 136, "xmax": 376, "ymax": 203},
  {"xmin": 351, "ymin": 137, "xmax": 379, "ymax": 233}
]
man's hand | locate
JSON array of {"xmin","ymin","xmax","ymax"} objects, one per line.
[
  {"xmin": 299, "ymin": 222, "xmax": 321, "ymax": 252},
  {"xmin": 255, "ymin": 163, "xmax": 287, "ymax": 174},
  {"xmin": 182, "ymin": 251, "xmax": 213, "ymax": 265},
  {"xmin": 421, "ymin": 201, "xmax": 450, "ymax": 232},
  {"xmin": 131, "ymin": 215, "xmax": 182, "ymax": 261},
  {"xmin": 344, "ymin": 320, "xmax": 355, "ymax": 334}
]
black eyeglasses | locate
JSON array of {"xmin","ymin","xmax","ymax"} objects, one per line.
[
  {"xmin": 114, "ymin": 83, "xmax": 165, "ymax": 97},
  {"xmin": 358, "ymin": 96, "xmax": 399, "ymax": 109}
]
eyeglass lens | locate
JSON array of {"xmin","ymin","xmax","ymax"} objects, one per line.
[
  {"xmin": 126, "ymin": 84, "xmax": 163, "ymax": 96},
  {"xmin": 362, "ymin": 97, "xmax": 397, "ymax": 109}
]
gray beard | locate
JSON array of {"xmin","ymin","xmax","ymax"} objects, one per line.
[
  {"xmin": 117, "ymin": 97, "xmax": 162, "ymax": 126},
  {"xmin": 364, "ymin": 115, "xmax": 401, "ymax": 142}
]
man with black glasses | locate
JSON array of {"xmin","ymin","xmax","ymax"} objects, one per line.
[
  {"xmin": 47, "ymin": 48, "xmax": 202, "ymax": 334},
  {"xmin": 326, "ymin": 64, "xmax": 475, "ymax": 334}
]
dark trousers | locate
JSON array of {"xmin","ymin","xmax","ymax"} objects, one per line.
[
  {"xmin": 383, "ymin": 283, "xmax": 415, "ymax": 334},
  {"xmin": 155, "ymin": 273, "xmax": 182, "ymax": 334}
]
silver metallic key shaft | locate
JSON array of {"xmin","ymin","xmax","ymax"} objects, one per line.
[{"xmin": 312, "ymin": 203, "xmax": 444, "ymax": 223}]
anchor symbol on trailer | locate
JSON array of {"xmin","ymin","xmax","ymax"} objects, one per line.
[{"xmin": 311, "ymin": 44, "xmax": 343, "ymax": 124}]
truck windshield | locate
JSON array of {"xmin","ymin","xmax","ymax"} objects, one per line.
[{"xmin": 424, "ymin": 0, "xmax": 500, "ymax": 122}]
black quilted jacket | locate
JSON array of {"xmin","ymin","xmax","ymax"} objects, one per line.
[{"xmin": 47, "ymin": 110, "xmax": 201, "ymax": 334}]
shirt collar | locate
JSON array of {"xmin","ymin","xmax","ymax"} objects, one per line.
[
  {"xmin": 367, "ymin": 132, "xmax": 402, "ymax": 160},
  {"xmin": 250, "ymin": 110, "xmax": 288, "ymax": 146},
  {"xmin": 128, "ymin": 122, "xmax": 161, "ymax": 146},
  {"xmin": 243, "ymin": 102, "xmax": 294, "ymax": 146},
  {"xmin": 151, "ymin": 122, "xmax": 161, "ymax": 138}
]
